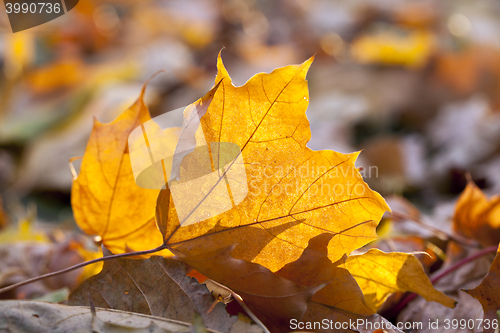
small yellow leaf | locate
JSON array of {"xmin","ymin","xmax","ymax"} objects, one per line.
[
  {"xmin": 71, "ymin": 83, "xmax": 172, "ymax": 257},
  {"xmin": 351, "ymin": 29, "xmax": 435, "ymax": 68},
  {"xmin": 345, "ymin": 249, "xmax": 456, "ymax": 312},
  {"xmin": 0, "ymin": 219, "xmax": 48, "ymax": 244},
  {"xmin": 4, "ymin": 34, "xmax": 34, "ymax": 79}
]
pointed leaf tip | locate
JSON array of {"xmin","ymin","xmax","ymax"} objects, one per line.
[{"xmin": 216, "ymin": 51, "xmax": 230, "ymax": 84}]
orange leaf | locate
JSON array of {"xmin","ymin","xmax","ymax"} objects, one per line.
[
  {"xmin": 186, "ymin": 268, "xmax": 208, "ymax": 284},
  {"xmin": 157, "ymin": 53, "xmax": 390, "ymax": 272},
  {"xmin": 453, "ymin": 181, "xmax": 500, "ymax": 247},
  {"xmin": 27, "ymin": 58, "xmax": 84, "ymax": 94}
]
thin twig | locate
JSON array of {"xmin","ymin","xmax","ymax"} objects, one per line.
[
  {"xmin": 430, "ymin": 245, "xmax": 497, "ymax": 285},
  {"xmin": 391, "ymin": 245, "xmax": 497, "ymax": 314},
  {"xmin": 0, "ymin": 244, "xmax": 169, "ymax": 295},
  {"xmin": 389, "ymin": 212, "xmax": 478, "ymax": 248}
]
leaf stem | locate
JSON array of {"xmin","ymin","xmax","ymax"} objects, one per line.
[
  {"xmin": 0, "ymin": 244, "xmax": 169, "ymax": 296},
  {"xmin": 430, "ymin": 245, "xmax": 497, "ymax": 284},
  {"xmin": 390, "ymin": 245, "xmax": 497, "ymax": 315}
]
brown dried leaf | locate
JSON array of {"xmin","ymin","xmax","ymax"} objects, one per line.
[
  {"xmin": 0, "ymin": 300, "xmax": 227, "ymax": 333},
  {"xmin": 181, "ymin": 246, "xmax": 324, "ymax": 333},
  {"xmin": 68, "ymin": 255, "xmax": 235, "ymax": 333},
  {"xmin": 277, "ymin": 233, "xmax": 374, "ymax": 332}
]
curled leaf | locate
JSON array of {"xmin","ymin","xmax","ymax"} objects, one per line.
[
  {"xmin": 181, "ymin": 246, "xmax": 324, "ymax": 332},
  {"xmin": 277, "ymin": 233, "xmax": 373, "ymax": 332},
  {"xmin": 345, "ymin": 249, "xmax": 456, "ymax": 312}
]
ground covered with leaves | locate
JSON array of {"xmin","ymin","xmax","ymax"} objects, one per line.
[{"xmin": 1, "ymin": 1, "xmax": 500, "ymax": 333}]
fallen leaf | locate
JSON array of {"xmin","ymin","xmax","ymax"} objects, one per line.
[
  {"xmin": 157, "ymin": 54, "xmax": 390, "ymax": 272},
  {"xmin": 434, "ymin": 45, "xmax": 500, "ymax": 107},
  {"xmin": 433, "ymin": 244, "xmax": 492, "ymax": 296},
  {"xmin": 0, "ymin": 241, "xmax": 86, "ymax": 299},
  {"xmin": 345, "ymin": 249, "xmax": 456, "ymax": 312},
  {"xmin": 184, "ymin": 234, "xmax": 374, "ymax": 332},
  {"xmin": 0, "ymin": 243, "xmax": 52, "ymax": 299},
  {"xmin": 71, "ymin": 82, "xmax": 170, "ymax": 256},
  {"xmin": 0, "ymin": 219, "xmax": 48, "ymax": 244},
  {"xmin": 276, "ymin": 233, "xmax": 374, "ymax": 332},
  {"xmin": 0, "ymin": 300, "xmax": 230, "ymax": 333},
  {"xmin": 68, "ymin": 254, "xmax": 235, "ymax": 333},
  {"xmin": 453, "ymin": 181, "xmax": 500, "ymax": 247},
  {"xmin": 351, "ymin": 28, "xmax": 435, "ymax": 68},
  {"xmin": 398, "ymin": 291, "xmax": 483, "ymax": 333},
  {"xmin": 464, "ymin": 244, "xmax": 500, "ymax": 333},
  {"xmin": 434, "ymin": 47, "xmax": 483, "ymax": 96},
  {"xmin": 182, "ymin": 245, "xmax": 324, "ymax": 332},
  {"xmin": 3, "ymin": 33, "xmax": 34, "ymax": 79},
  {"xmin": 71, "ymin": 241, "xmax": 103, "ymax": 281},
  {"xmin": 27, "ymin": 57, "xmax": 85, "ymax": 95}
]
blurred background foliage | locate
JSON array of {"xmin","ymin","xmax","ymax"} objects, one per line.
[{"xmin": 0, "ymin": 0, "xmax": 500, "ymax": 305}]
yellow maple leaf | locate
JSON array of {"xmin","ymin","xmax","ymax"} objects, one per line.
[
  {"xmin": 71, "ymin": 54, "xmax": 456, "ymax": 318},
  {"xmin": 71, "ymin": 84, "xmax": 172, "ymax": 256},
  {"xmin": 156, "ymin": 54, "xmax": 390, "ymax": 272}
]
